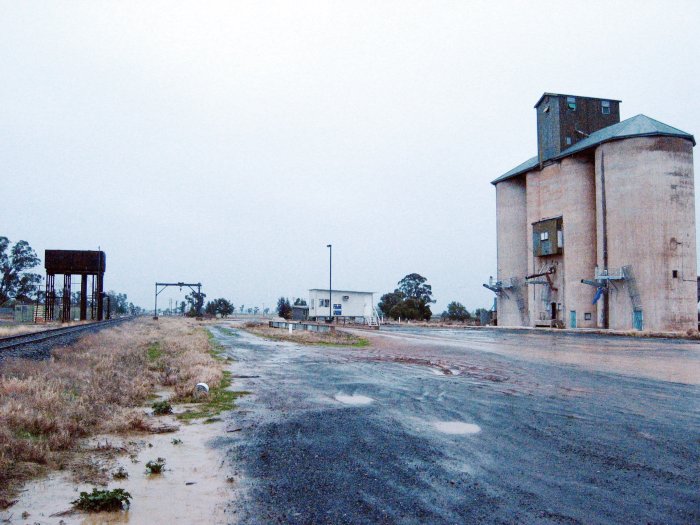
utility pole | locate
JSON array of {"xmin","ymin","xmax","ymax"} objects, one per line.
[{"xmin": 327, "ymin": 244, "xmax": 332, "ymax": 322}]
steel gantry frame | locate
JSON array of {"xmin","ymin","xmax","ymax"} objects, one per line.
[{"xmin": 154, "ymin": 282, "xmax": 203, "ymax": 319}]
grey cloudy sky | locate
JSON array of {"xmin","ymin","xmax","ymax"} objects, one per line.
[{"xmin": 2, "ymin": 1, "xmax": 699, "ymax": 313}]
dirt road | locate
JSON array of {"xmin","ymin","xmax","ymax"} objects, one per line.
[{"xmin": 215, "ymin": 325, "xmax": 700, "ymax": 524}]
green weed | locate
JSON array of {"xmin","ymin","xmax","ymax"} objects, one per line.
[
  {"xmin": 71, "ymin": 488, "xmax": 131, "ymax": 512},
  {"xmin": 151, "ymin": 400, "xmax": 173, "ymax": 415},
  {"xmin": 176, "ymin": 371, "xmax": 248, "ymax": 422},
  {"xmin": 146, "ymin": 342, "xmax": 163, "ymax": 362},
  {"xmin": 145, "ymin": 458, "xmax": 166, "ymax": 474}
]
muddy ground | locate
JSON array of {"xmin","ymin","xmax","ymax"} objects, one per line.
[{"xmin": 215, "ymin": 324, "xmax": 699, "ymax": 525}]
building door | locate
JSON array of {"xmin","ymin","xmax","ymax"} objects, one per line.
[
  {"xmin": 551, "ymin": 302, "xmax": 557, "ymax": 320},
  {"xmin": 633, "ymin": 309, "xmax": 643, "ymax": 330},
  {"xmin": 569, "ymin": 310, "xmax": 576, "ymax": 328}
]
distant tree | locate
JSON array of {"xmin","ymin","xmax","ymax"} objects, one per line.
[
  {"xmin": 239, "ymin": 304, "xmax": 245, "ymax": 313},
  {"xmin": 294, "ymin": 298, "xmax": 307, "ymax": 306},
  {"xmin": 0, "ymin": 237, "xmax": 42, "ymax": 305},
  {"xmin": 204, "ymin": 300, "xmax": 217, "ymax": 315},
  {"xmin": 253, "ymin": 306, "xmax": 259, "ymax": 314},
  {"xmin": 397, "ymin": 273, "xmax": 434, "ymax": 304},
  {"xmin": 185, "ymin": 291, "xmax": 207, "ymax": 316},
  {"xmin": 446, "ymin": 301, "xmax": 471, "ymax": 322},
  {"xmin": 389, "ymin": 297, "xmax": 432, "ymax": 321},
  {"xmin": 128, "ymin": 302, "xmax": 143, "ymax": 315},
  {"xmin": 380, "ymin": 273, "xmax": 435, "ymax": 321},
  {"xmin": 276, "ymin": 297, "xmax": 292, "ymax": 320},
  {"xmin": 106, "ymin": 291, "xmax": 129, "ymax": 314},
  {"xmin": 204, "ymin": 298, "xmax": 235, "ymax": 317},
  {"xmin": 377, "ymin": 290, "xmax": 405, "ymax": 318},
  {"xmin": 205, "ymin": 298, "xmax": 234, "ymax": 317},
  {"xmin": 263, "ymin": 307, "xmax": 270, "ymax": 315}
]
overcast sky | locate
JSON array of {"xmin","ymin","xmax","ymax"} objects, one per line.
[{"xmin": 1, "ymin": 1, "xmax": 699, "ymax": 313}]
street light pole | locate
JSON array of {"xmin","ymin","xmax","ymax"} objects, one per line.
[{"xmin": 327, "ymin": 244, "xmax": 332, "ymax": 322}]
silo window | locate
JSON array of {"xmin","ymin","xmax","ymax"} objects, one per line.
[
  {"xmin": 567, "ymin": 96, "xmax": 576, "ymax": 110},
  {"xmin": 672, "ymin": 270, "xmax": 679, "ymax": 278},
  {"xmin": 565, "ymin": 136, "xmax": 572, "ymax": 145},
  {"xmin": 584, "ymin": 313, "xmax": 592, "ymax": 321},
  {"xmin": 602, "ymin": 100, "xmax": 611, "ymax": 114}
]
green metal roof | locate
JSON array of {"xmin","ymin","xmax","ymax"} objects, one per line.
[{"xmin": 492, "ymin": 114, "xmax": 695, "ymax": 186}]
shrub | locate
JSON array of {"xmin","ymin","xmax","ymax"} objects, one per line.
[
  {"xmin": 145, "ymin": 457, "xmax": 166, "ymax": 474},
  {"xmin": 151, "ymin": 400, "xmax": 173, "ymax": 415},
  {"xmin": 71, "ymin": 488, "xmax": 131, "ymax": 512}
]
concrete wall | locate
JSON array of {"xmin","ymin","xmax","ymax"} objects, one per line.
[
  {"xmin": 532, "ymin": 155, "xmax": 597, "ymax": 327},
  {"xmin": 560, "ymin": 155, "xmax": 598, "ymax": 328},
  {"xmin": 596, "ymin": 137, "xmax": 697, "ymax": 331},
  {"xmin": 526, "ymin": 162, "xmax": 564, "ymax": 324},
  {"xmin": 524, "ymin": 155, "xmax": 597, "ymax": 327},
  {"xmin": 496, "ymin": 178, "xmax": 529, "ymax": 326}
]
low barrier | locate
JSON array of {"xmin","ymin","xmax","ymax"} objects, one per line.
[{"xmin": 269, "ymin": 321, "xmax": 335, "ymax": 333}]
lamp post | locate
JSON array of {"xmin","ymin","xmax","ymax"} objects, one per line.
[{"xmin": 327, "ymin": 244, "xmax": 332, "ymax": 322}]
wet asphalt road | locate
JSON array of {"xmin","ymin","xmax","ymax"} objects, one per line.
[{"xmin": 212, "ymin": 326, "xmax": 700, "ymax": 525}]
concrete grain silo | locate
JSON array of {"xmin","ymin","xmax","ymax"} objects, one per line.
[
  {"xmin": 487, "ymin": 94, "xmax": 696, "ymax": 332},
  {"xmin": 596, "ymin": 134, "xmax": 696, "ymax": 331}
]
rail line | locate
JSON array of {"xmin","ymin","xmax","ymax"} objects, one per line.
[{"xmin": 0, "ymin": 316, "xmax": 134, "ymax": 352}]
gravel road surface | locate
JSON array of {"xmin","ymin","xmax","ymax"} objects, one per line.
[{"xmin": 213, "ymin": 325, "xmax": 700, "ymax": 525}]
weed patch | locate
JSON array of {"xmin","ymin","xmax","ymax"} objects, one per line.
[
  {"xmin": 0, "ymin": 318, "xmax": 227, "ymax": 507},
  {"xmin": 177, "ymin": 371, "xmax": 248, "ymax": 422},
  {"xmin": 151, "ymin": 400, "xmax": 173, "ymax": 415},
  {"xmin": 146, "ymin": 342, "xmax": 163, "ymax": 362},
  {"xmin": 72, "ymin": 488, "xmax": 131, "ymax": 512},
  {"xmin": 145, "ymin": 457, "xmax": 166, "ymax": 474},
  {"xmin": 218, "ymin": 327, "xmax": 239, "ymax": 337},
  {"xmin": 243, "ymin": 324, "xmax": 370, "ymax": 347},
  {"xmin": 206, "ymin": 330, "xmax": 229, "ymax": 361}
]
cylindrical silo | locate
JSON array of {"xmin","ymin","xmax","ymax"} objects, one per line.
[
  {"xmin": 595, "ymin": 136, "xmax": 696, "ymax": 331},
  {"xmin": 496, "ymin": 177, "xmax": 529, "ymax": 326}
]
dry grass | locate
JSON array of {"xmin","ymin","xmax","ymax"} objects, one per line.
[
  {"xmin": 0, "ymin": 317, "xmax": 224, "ymax": 507},
  {"xmin": 0, "ymin": 324, "xmax": 56, "ymax": 337},
  {"xmin": 241, "ymin": 322, "xmax": 368, "ymax": 346}
]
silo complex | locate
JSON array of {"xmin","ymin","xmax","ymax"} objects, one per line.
[{"xmin": 489, "ymin": 93, "xmax": 696, "ymax": 332}]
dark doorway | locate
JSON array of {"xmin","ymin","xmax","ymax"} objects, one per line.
[{"xmin": 551, "ymin": 302, "xmax": 557, "ymax": 320}]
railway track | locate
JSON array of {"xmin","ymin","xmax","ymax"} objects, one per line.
[{"xmin": 0, "ymin": 316, "xmax": 134, "ymax": 354}]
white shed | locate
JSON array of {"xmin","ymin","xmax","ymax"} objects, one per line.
[{"xmin": 308, "ymin": 289, "xmax": 374, "ymax": 321}]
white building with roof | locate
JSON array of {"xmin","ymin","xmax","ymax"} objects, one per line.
[{"xmin": 308, "ymin": 289, "xmax": 375, "ymax": 322}]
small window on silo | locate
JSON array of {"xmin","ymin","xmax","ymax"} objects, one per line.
[
  {"xmin": 584, "ymin": 313, "xmax": 592, "ymax": 321},
  {"xmin": 672, "ymin": 270, "xmax": 679, "ymax": 278},
  {"xmin": 567, "ymin": 96, "xmax": 576, "ymax": 110},
  {"xmin": 601, "ymin": 100, "xmax": 611, "ymax": 114},
  {"xmin": 565, "ymin": 136, "xmax": 572, "ymax": 145}
]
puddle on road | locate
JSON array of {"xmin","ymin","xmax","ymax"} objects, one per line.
[
  {"xmin": 433, "ymin": 421, "xmax": 481, "ymax": 435},
  {"xmin": 1, "ymin": 420, "xmax": 233, "ymax": 524},
  {"xmin": 334, "ymin": 394, "xmax": 374, "ymax": 405}
]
